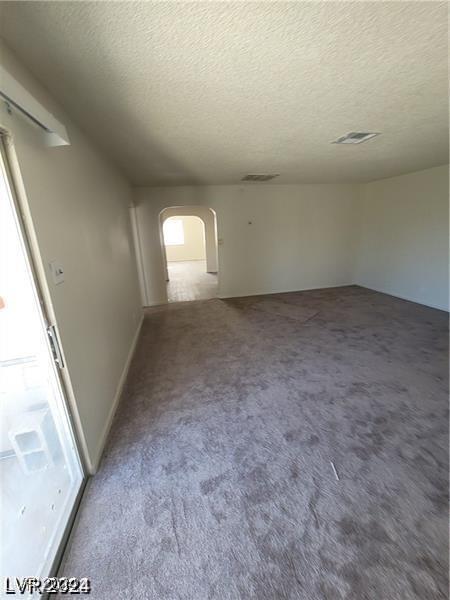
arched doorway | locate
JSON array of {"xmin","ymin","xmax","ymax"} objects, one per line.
[{"xmin": 159, "ymin": 207, "xmax": 218, "ymax": 302}]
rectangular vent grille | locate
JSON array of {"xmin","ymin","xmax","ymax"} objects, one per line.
[
  {"xmin": 332, "ymin": 132, "xmax": 380, "ymax": 145},
  {"xmin": 241, "ymin": 174, "xmax": 279, "ymax": 182}
]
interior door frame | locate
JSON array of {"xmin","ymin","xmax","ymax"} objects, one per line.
[{"xmin": 0, "ymin": 131, "xmax": 88, "ymax": 581}]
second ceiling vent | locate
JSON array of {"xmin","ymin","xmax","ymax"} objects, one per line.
[
  {"xmin": 241, "ymin": 174, "xmax": 279, "ymax": 182},
  {"xmin": 332, "ymin": 132, "xmax": 380, "ymax": 144}
]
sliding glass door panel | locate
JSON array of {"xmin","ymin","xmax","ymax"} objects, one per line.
[{"xmin": 0, "ymin": 140, "xmax": 84, "ymax": 583}]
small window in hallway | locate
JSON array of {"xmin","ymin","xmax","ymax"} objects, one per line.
[{"xmin": 163, "ymin": 218, "xmax": 184, "ymax": 246}]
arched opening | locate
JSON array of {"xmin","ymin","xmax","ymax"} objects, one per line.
[{"xmin": 159, "ymin": 207, "xmax": 218, "ymax": 302}]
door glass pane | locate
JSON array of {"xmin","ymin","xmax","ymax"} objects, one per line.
[{"xmin": 0, "ymin": 148, "xmax": 84, "ymax": 581}]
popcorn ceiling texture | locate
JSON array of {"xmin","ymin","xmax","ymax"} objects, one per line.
[
  {"xmin": 60, "ymin": 286, "xmax": 448, "ymax": 599},
  {"xmin": 0, "ymin": 1, "xmax": 448, "ymax": 185}
]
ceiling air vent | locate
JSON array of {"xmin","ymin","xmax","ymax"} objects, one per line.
[
  {"xmin": 241, "ymin": 174, "xmax": 279, "ymax": 182},
  {"xmin": 332, "ymin": 132, "xmax": 380, "ymax": 145}
]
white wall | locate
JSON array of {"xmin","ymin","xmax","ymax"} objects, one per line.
[
  {"xmin": 134, "ymin": 184, "xmax": 360, "ymax": 305},
  {"xmin": 0, "ymin": 41, "xmax": 142, "ymax": 472},
  {"xmin": 165, "ymin": 215, "xmax": 205, "ymax": 262},
  {"xmin": 355, "ymin": 165, "xmax": 449, "ymax": 311}
]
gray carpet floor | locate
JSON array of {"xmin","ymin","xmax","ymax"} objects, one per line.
[{"xmin": 60, "ymin": 286, "xmax": 449, "ymax": 599}]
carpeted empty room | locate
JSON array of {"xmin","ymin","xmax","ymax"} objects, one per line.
[
  {"xmin": 60, "ymin": 287, "xmax": 448, "ymax": 599},
  {"xmin": 1, "ymin": 1, "xmax": 449, "ymax": 598}
]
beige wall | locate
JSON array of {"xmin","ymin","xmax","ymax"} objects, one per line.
[
  {"xmin": 134, "ymin": 184, "xmax": 360, "ymax": 305},
  {"xmin": 355, "ymin": 165, "xmax": 449, "ymax": 311},
  {"xmin": 0, "ymin": 41, "xmax": 142, "ymax": 472},
  {"xmin": 135, "ymin": 169, "xmax": 449, "ymax": 311},
  {"xmin": 165, "ymin": 215, "xmax": 205, "ymax": 262}
]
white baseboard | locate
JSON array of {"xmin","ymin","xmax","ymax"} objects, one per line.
[
  {"xmin": 90, "ymin": 314, "xmax": 144, "ymax": 473},
  {"xmin": 143, "ymin": 300, "xmax": 167, "ymax": 307},
  {"xmin": 217, "ymin": 282, "xmax": 354, "ymax": 300},
  {"xmin": 354, "ymin": 283, "xmax": 449, "ymax": 312}
]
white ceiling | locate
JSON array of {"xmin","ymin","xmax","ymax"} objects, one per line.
[{"xmin": 0, "ymin": 1, "xmax": 448, "ymax": 186}]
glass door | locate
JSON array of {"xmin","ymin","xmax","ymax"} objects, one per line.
[{"xmin": 0, "ymin": 139, "xmax": 85, "ymax": 584}]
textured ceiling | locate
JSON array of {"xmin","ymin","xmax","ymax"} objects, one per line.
[{"xmin": 0, "ymin": 1, "xmax": 448, "ymax": 185}]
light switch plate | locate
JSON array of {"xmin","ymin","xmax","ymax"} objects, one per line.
[{"xmin": 49, "ymin": 260, "xmax": 65, "ymax": 285}]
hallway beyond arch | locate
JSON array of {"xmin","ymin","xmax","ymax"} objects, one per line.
[{"xmin": 160, "ymin": 206, "xmax": 218, "ymax": 303}]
